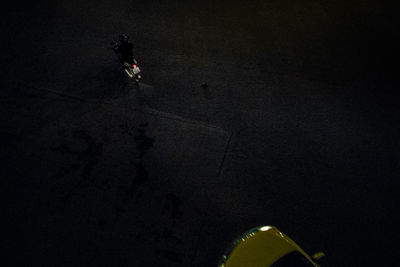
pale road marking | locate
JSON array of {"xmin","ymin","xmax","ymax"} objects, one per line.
[
  {"xmin": 140, "ymin": 105, "xmax": 226, "ymax": 134},
  {"xmin": 126, "ymin": 82, "xmax": 227, "ymax": 134},
  {"xmin": 13, "ymin": 81, "xmax": 227, "ymax": 133}
]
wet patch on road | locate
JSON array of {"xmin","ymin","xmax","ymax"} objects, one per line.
[
  {"xmin": 134, "ymin": 122, "xmax": 155, "ymax": 158},
  {"xmin": 125, "ymin": 122, "xmax": 154, "ymax": 197},
  {"xmin": 164, "ymin": 192, "xmax": 183, "ymax": 225},
  {"xmin": 126, "ymin": 162, "xmax": 149, "ymax": 197},
  {"xmin": 161, "ymin": 226, "xmax": 184, "ymax": 245},
  {"xmin": 156, "ymin": 249, "xmax": 184, "ymax": 264},
  {"xmin": 51, "ymin": 130, "xmax": 103, "ymax": 198},
  {"xmin": 22, "ymin": 94, "xmax": 229, "ymax": 266}
]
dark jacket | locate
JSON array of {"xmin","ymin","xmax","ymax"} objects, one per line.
[{"xmin": 113, "ymin": 41, "xmax": 134, "ymax": 65}]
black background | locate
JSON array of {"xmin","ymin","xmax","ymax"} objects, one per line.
[{"xmin": 1, "ymin": 0, "xmax": 398, "ymax": 266}]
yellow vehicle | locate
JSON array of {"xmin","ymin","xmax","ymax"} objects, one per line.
[{"xmin": 218, "ymin": 226, "xmax": 325, "ymax": 267}]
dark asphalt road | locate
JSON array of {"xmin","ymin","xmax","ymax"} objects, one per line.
[{"xmin": 2, "ymin": 0, "xmax": 398, "ymax": 266}]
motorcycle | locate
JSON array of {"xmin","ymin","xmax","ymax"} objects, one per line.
[
  {"xmin": 111, "ymin": 42, "xmax": 142, "ymax": 85},
  {"xmin": 123, "ymin": 59, "xmax": 142, "ymax": 85}
]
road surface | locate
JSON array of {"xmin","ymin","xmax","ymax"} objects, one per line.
[{"xmin": 2, "ymin": 0, "xmax": 398, "ymax": 266}]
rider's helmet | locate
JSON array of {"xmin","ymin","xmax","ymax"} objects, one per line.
[{"xmin": 119, "ymin": 34, "xmax": 129, "ymax": 43}]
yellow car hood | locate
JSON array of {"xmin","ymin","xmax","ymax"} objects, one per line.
[{"xmin": 221, "ymin": 226, "xmax": 317, "ymax": 267}]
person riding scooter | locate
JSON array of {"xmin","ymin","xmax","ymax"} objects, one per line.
[{"xmin": 111, "ymin": 34, "xmax": 142, "ymax": 84}]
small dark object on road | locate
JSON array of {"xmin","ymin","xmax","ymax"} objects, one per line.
[{"xmin": 201, "ymin": 83, "xmax": 209, "ymax": 88}]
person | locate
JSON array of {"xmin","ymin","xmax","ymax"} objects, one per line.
[{"xmin": 111, "ymin": 34, "xmax": 134, "ymax": 65}]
